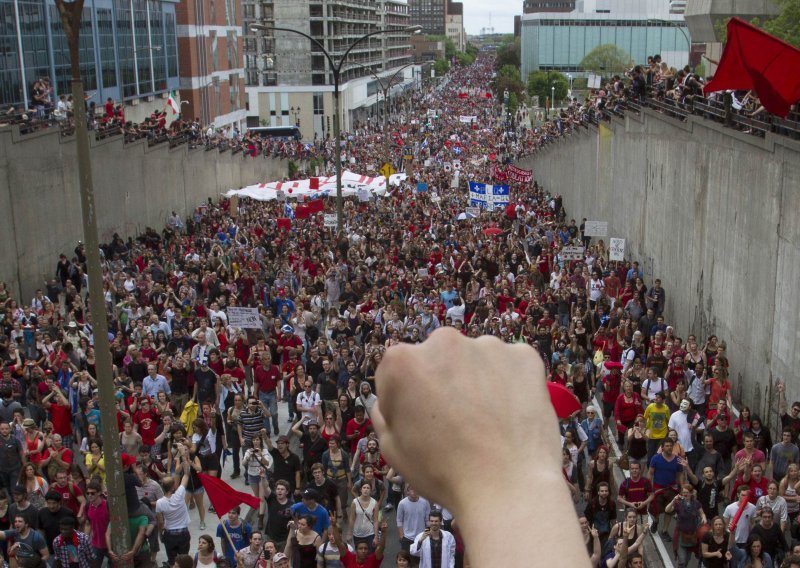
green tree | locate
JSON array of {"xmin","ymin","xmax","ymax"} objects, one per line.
[
  {"xmin": 495, "ymin": 64, "xmax": 526, "ymax": 98},
  {"xmin": 426, "ymin": 35, "xmax": 457, "ymax": 58},
  {"xmin": 465, "ymin": 42, "xmax": 479, "ymax": 59},
  {"xmin": 527, "ymin": 71, "xmax": 569, "ymax": 107},
  {"xmin": 579, "ymin": 44, "xmax": 633, "ymax": 77},
  {"xmin": 455, "ymin": 51, "xmax": 475, "ymax": 66},
  {"xmin": 495, "ymin": 38, "xmax": 521, "ymax": 69},
  {"xmin": 762, "ymin": 0, "xmax": 800, "ymax": 47},
  {"xmin": 433, "ymin": 58, "xmax": 450, "ymax": 77}
]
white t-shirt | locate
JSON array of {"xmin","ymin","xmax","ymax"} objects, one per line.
[
  {"xmin": 156, "ymin": 485, "xmax": 190, "ymax": 530},
  {"xmin": 297, "ymin": 391, "xmax": 321, "ymax": 425},
  {"xmin": 589, "ymin": 278, "xmax": 605, "ymax": 301},
  {"xmin": 642, "ymin": 377, "xmax": 668, "ymax": 402},
  {"xmin": 723, "ymin": 500, "xmax": 756, "ymax": 544}
]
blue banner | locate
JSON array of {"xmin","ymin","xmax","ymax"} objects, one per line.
[
  {"xmin": 416, "ymin": 183, "xmax": 429, "ymax": 192},
  {"xmin": 468, "ymin": 181, "xmax": 510, "ymax": 210}
]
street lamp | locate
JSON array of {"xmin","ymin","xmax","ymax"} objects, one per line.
[
  {"xmin": 551, "ymin": 84, "xmax": 556, "ymax": 112},
  {"xmin": 356, "ymin": 62, "xmax": 415, "ymax": 187},
  {"xmin": 250, "ymin": 23, "xmax": 422, "ymax": 232},
  {"xmin": 290, "ymin": 106, "xmax": 300, "ymax": 127}
]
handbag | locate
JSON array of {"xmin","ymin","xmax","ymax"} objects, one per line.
[{"xmin": 617, "ymin": 451, "xmax": 630, "ymax": 471}]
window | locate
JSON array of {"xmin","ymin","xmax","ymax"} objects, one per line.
[
  {"xmin": 210, "ymin": 31, "xmax": 218, "ymax": 72},
  {"xmin": 227, "ymin": 31, "xmax": 238, "ymax": 69},
  {"xmin": 229, "ymin": 73, "xmax": 239, "ymax": 110},
  {"xmin": 212, "ymin": 75, "xmax": 220, "ymax": 117},
  {"xmin": 313, "ymin": 93, "xmax": 324, "ymax": 115}
]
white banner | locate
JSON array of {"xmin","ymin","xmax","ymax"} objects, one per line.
[
  {"xmin": 584, "ymin": 221, "xmax": 608, "ymax": 237},
  {"xmin": 609, "ymin": 238, "xmax": 625, "ymax": 261},
  {"xmin": 561, "ymin": 246, "xmax": 586, "ymax": 261},
  {"xmin": 224, "ymin": 170, "xmax": 407, "ymax": 201},
  {"xmin": 459, "ymin": 115, "xmax": 477, "ymax": 123},
  {"xmin": 227, "ymin": 307, "xmax": 261, "ymax": 329}
]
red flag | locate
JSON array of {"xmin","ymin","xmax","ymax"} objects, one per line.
[
  {"xmin": 484, "ymin": 92, "xmax": 493, "ymax": 99},
  {"xmin": 704, "ymin": 18, "xmax": 800, "ymax": 118},
  {"xmin": 458, "ymin": 92, "xmax": 469, "ymax": 99},
  {"xmin": 307, "ymin": 199, "xmax": 324, "ymax": 213},
  {"xmin": 309, "ymin": 177, "xmax": 319, "ymax": 190},
  {"xmin": 198, "ymin": 473, "xmax": 261, "ymax": 517},
  {"xmin": 295, "ymin": 205, "xmax": 311, "ymax": 219},
  {"xmin": 546, "ymin": 382, "xmax": 582, "ymax": 419},
  {"xmin": 276, "ymin": 218, "xmax": 291, "ymax": 231}
]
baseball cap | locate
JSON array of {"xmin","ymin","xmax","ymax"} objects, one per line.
[
  {"xmin": 281, "ymin": 324, "xmax": 293, "ymax": 334},
  {"xmin": 302, "ymin": 488, "xmax": 318, "ymax": 500},
  {"xmin": 273, "ymin": 553, "xmax": 288, "ymax": 562}
]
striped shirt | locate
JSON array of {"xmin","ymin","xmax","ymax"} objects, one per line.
[{"xmin": 238, "ymin": 408, "xmax": 266, "ymax": 442}]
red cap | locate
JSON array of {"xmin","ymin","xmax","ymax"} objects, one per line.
[{"xmin": 121, "ymin": 454, "xmax": 136, "ymax": 468}]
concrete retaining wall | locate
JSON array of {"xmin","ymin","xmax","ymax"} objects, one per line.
[
  {"xmin": 519, "ymin": 110, "xmax": 800, "ymax": 423},
  {"xmin": 0, "ymin": 127, "xmax": 287, "ymax": 302}
]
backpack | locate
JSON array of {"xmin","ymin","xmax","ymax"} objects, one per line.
[{"xmin": 643, "ymin": 378, "xmax": 667, "ymax": 398}]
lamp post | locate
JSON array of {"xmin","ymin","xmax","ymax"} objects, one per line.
[
  {"xmin": 551, "ymin": 84, "xmax": 556, "ymax": 112},
  {"xmin": 250, "ymin": 23, "xmax": 422, "ymax": 232},
  {"xmin": 290, "ymin": 105, "xmax": 300, "ymax": 127},
  {"xmin": 357, "ymin": 62, "xmax": 415, "ymax": 188},
  {"xmin": 53, "ymin": 0, "xmax": 131, "ymax": 563}
]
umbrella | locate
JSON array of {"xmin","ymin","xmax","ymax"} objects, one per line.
[
  {"xmin": 456, "ymin": 212, "xmax": 476, "ymax": 221},
  {"xmin": 482, "ymin": 227, "xmax": 503, "ymax": 236}
]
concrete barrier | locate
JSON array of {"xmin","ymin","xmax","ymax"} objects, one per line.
[
  {"xmin": 0, "ymin": 128, "xmax": 287, "ymax": 302},
  {"xmin": 521, "ymin": 109, "xmax": 800, "ymax": 429}
]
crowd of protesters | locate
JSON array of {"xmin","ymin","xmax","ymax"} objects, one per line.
[{"xmin": 2, "ymin": 51, "xmax": 800, "ymax": 568}]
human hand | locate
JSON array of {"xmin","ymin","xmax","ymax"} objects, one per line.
[{"xmin": 371, "ymin": 328, "xmax": 578, "ymax": 566}]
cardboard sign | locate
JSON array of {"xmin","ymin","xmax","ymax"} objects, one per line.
[
  {"xmin": 609, "ymin": 238, "xmax": 625, "ymax": 261},
  {"xmin": 584, "ymin": 221, "xmax": 608, "ymax": 237},
  {"xmin": 561, "ymin": 246, "xmax": 586, "ymax": 261},
  {"xmin": 324, "ymin": 214, "xmax": 337, "ymax": 228},
  {"xmin": 227, "ymin": 307, "xmax": 261, "ymax": 329},
  {"xmin": 465, "ymin": 207, "xmax": 480, "ymax": 217}
]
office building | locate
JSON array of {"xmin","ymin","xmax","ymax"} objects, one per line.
[
  {"xmin": 409, "ymin": 0, "xmax": 446, "ymax": 35},
  {"xmin": 521, "ymin": 12, "xmax": 690, "ymax": 75},
  {"xmin": 243, "ymin": 0, "xmax": 416, "ymax": 139},
  {"xmin": 175, "ymin": 0, "xmax": 246, "ymax": 128},
  {"xmin": 446, "ymin": 1, "xmax": 466, "ymax": 52},
  {"xmin": 523, "ymin": 0, "xmax": 576, "ymax": 13},
  {"xmin": 1, "ymin": 0, "xmax": 179, "ymax": 121}
]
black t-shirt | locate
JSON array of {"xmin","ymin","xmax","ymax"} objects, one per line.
[
  {"xmin": 316, "ymin": 371, "xmax": 338, "ymax": 401},
  {"xmin": 194, "ymin": 368, "xmax": 217, "ymax": 403},
  {"xmin": 128, "ymin": 361, "xmax": 148, "ymax": 383},
  {"xmin": 265, "ymin": 495, "xmax": 293, "ymax": 542},
  {"xmin": 305, "ymin": 479, "xmax": 338, "ymax": 515},
  {"xmin": 269, "ymin": 449, "xmax": 302, "ymax": 492},
  {"xmin": 701, "ymin": 531, "xmax": 728, "ymax": 568},
  {"xmin": 782, "ymin": 413, "xmax": 800, "ymax": 444},
  {"xmin": 694, "ymin": 479, "xmax": 723, "ymax": 520},
  {"xmin": 37, "ymin": 507, "xmax": 75, "ymax": 552},
  {"xmin": 170, "ymin": 367, "xmax": 189, "ymax": 395},
  {"xmin": 710, "ymin": 428, "xmax": 737, "ymax": 460},
  {"xmin": 750, "ymin": 523, "xmax": 786, "ymax": 559},
  {"xmin": 300, "ymin": 434, "xmax": 328, "ymax": 470}
]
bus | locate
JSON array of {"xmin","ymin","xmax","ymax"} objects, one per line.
[{"xmin": 247, "ymin": 125, "xmax": 302, "ymax": 140}]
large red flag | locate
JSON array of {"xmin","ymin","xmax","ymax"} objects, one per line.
[
  {"xmin": 307, "ymin": 199, "xmax": 324, "ymax": 214},
  {"xmin": 198, "ymin": 473, "xmax": 261, "ymax": 517},
  {"xmin": 276, "ymin": 218, "xmax": 291, "ymax": 231},
  {"xmin": 704, "ymin": 18, "xmax": 800, "ymax": 118}
]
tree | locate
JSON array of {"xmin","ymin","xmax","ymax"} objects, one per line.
[
  {"xmin": 433, "ymin": 59, "xmax": 450, "ymax": 77},
  {"xmin": 455, "ymin": 51, "xmax": 475, "ymax": 66},
  {"xmin": 495, "ymin": 64, "xmax": 525, "ymax": 98},
  {"xmin": 527, "ymin": 71, "xmax": 569, "ymax": 107},
  {"xmin": 426, "ymin": 35, "xmax": 457, "ymax": 58},
  {"xmin": 579, "ymin": 44, "xmax": 633, "ymax": 77},
  {"xmin": 715, "ymin": 2, "xmax": 800, "ymax": 48},
  {"xmin": 495, "ymin": 38, "xmax": 521, "ymax": 70},
  {"xmin": 761, "ymin": 0, "xmax": 800, "ymax": 47}
]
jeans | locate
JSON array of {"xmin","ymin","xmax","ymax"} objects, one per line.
[
  {"xmin": 0, "ymin": 468, "xmax": 20, "ymax": 492},
  {"xmin": 259, "ymin": 390, "xmax": 279, "ymax": 434},
  {"xmin": 162, "ymin": 529, "xmax": 190, "ymax": 565}
]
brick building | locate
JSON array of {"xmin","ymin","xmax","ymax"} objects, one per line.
[{"xmin": 176, "ymin": 0, "xmax": 246, "ymax": 129}]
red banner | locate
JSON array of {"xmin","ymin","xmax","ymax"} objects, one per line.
[{"xmin": 490, "ymin": 164, "xmax": 532, "ymax": 183}]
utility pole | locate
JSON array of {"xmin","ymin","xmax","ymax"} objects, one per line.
[{"xmin": 53, "ymin": 0, "xmax": 132, "ymax": 562}]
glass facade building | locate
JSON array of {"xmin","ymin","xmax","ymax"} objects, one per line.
[
  {"xmin": 521, "ymin": 13, "xmax": 689, "ymax": 76},
  {"xmin": 0, "ymin": 0, "xmax": 179, "ymax": 110}
]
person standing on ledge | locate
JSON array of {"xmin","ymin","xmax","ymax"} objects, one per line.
[{"xmin": 371, "ymin": 327, "xmax": 591, "ymax": 567}]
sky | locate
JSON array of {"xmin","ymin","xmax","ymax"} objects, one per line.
[{"xmin": 461, "ymin": 0, "xmax": 520, "ymax": 35}]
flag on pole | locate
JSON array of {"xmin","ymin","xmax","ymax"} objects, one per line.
[
  {"xmin": 198, "ymin": 473, "xmax": 261, "ymax": 517},
  {"xmin": 703, "ymin": 18, "xmax": 800, "ymax": 118},
  {"xmin": 166, "ymin": 90, "xmax": 181, "ymax": 115}
]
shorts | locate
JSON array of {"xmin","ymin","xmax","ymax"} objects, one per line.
[{"xmin": 247, "ymin": 473, "xmax": 262, "ymax": 486}]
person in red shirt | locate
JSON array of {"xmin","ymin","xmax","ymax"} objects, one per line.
[
  {"xmin": 133, "ymin": 398, "xmax": 160, "ymax": 447},
  {"xmin": 253, "ymin": 351, "xmax": 281, "ymax": 435},
  {"xmin": 42, "ymin": 383, "xmax": 73, "ymax": 448},
  {"xmin": 50, "ymin": 469, "xmax": 85, "ymax": 520},
  {"xmin": 345, "ymin": 406, "xmax": 372, "ymax": 455},
  {"xmin": 333, "ymin": 518, "xmax": 387, "ymax": 568}
]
